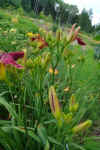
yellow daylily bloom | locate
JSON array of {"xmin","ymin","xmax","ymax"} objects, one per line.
[{"xmin": 27, "ymin": 32, "xmax": 34, "ymax": 38}]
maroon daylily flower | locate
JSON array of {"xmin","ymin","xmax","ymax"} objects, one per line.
[
  {"xmin": 30, "ymin": 34, "xmax": 48, "ymax": 49},
  {"xmin": 68, "ymin": 24, "xmax": 86, "ymax": 46},
  {"xmin": 76, "ymin": 37, "xmax": 86, "ymax": 46},
  {"xmin": 38, "ymin": 38, "xmax": 48, "ymax": 49},
  {"xmin": 0, "ymin": 51, "xmax": 24, "ymax": 69}
]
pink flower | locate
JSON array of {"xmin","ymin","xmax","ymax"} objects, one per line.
[{"xmin": 0, "ymin": 51, "xmax": 24, "ymax": 69}]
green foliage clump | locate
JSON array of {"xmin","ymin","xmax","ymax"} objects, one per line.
[{"xmin": 0, "ymin": 8, "xmax": 100, "ymax": 150}]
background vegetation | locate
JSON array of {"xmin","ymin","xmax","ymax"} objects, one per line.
[{"xmin": 0, "ymin": 0, "xmax": 100, "ymax": 33}]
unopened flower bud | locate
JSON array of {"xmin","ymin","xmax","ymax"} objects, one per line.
[
  {"xmin": 67, "ymin": 24, "xmax": 76, "ymax": 42},
  {"xmin": 72, "ymin": 120, "xmax": 92, "ymax": 134},
  {"xmin": 49, "ymin": 86, "xmax": 62, "ymax": 120},
  {"xmin": 0, "ymin": 63, "xmax": 6, "ymax": 80},
  {"xmin": 72, "ymin": 26, "xmax": 80, "ymax": 41},
  {"xmin": 69, "ymin": 94, "xmax": 79, "ymax": 113}
]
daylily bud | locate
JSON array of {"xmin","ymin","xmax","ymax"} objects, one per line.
[
  {"xmin": 41, "ymin": 52, "xmax": 51, "ymax": 68},
  {"xmin": 49, "ymin": 68, "xmax": 58, "ymax": 75},
  {"xmin": 72, "ymin": 26, "xmax": 80, "ymax": 41},
  {"xmin": 67, "ymin": 24, "xmax": 76, "ymax": 42},
  {"xmin": 49, "ymin": 67, "xmax": 53, "ymax": 74},
  {"xmin": 22, "ymin": 48, "xmax": 27, "ymax": 66},
  {"xmin": 49, "ymin": 86, "xmax": 61, "ymax": 120},
  {"xmin": 63, "ymin": 113, "xmax": 73, "ymax": 123},
  {"xmin": 33, "ymin": 55, "xmax": 42, "ymax": 66},
  {"xmin": 10, "ymin": 28, "xmax": 16, "ymax": 33},
  {"xmin": 54, "ymin": 69, "xmax": 58, "ymax": 75},
  {"xmin": 69, "ymin": 94, "xmax": 79, "ymax": 113},
  {"xmin": 0, "ymin": 63, "xmax": 6, "ymax": 80},
  {"xmin": 26, "ymin": 58, "xmax": 34, "ymax": 68},
  {"xmin": 72, "ymin": 120, "xmax": 92, "ymax": 134}
]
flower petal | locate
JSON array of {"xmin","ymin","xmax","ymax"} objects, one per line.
[
  {"xmin": 76, "ymin": 37, "xmax": 86, "ymax": 46},
  {"xmin": 9, "ymin": 51, "xmax": 24, "ymax": 60},
  {"xmin": 0, "ymin": 53, "xmax": 23, "ymax": 69}
]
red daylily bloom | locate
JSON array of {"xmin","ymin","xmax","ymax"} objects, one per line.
[
  {"xmin": 76, "ymin": 37, "xmax": 86, "ymax": 46},
  {"xmin": 38, "ymin": 38, "xmax": 48, "ymax": 49},
  {"xmin": 68, "ymin": 24, "xmax": 86, "ymax": 46},
  {"xmin": 0, "ymin": 51, "xmax": 24, "ymax": 69},
  {"xmin": 31, "ymin": 34, "xmax": 48, "ymax": 49},
  {"xmin": 31, "ymin": 34, "xmax": 41, "ymax": 41}
]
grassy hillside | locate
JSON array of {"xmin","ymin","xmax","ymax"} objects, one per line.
[{"xmin": 0, "ymin": 8, "xmax": 100, "ymax": 150}]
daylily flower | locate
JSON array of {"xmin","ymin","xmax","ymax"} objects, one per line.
[
  {"xmin": 0, "ymin": 51, "xmax": 24, "ymax": 80},
  {"xmin": 27, "ymin": 32, "xmax": 34, "ymax": 38},
  {"xmin": 67, "ymin": 24, "xmax": 80, "ymax": 42},
  {"xmin": 67, "ymin": 24, "xmax": 86, "ymax": 46},
  {"xmin": 76, "ymin": 37, "xmax": 86, "ymax": 46},
  {"xmin": 0, "ymin": 51, "xmax": 24, "ymax": 69},
  {"xmin": 27, "ymin": 33, "xmax": 48, "ymax": 49}
]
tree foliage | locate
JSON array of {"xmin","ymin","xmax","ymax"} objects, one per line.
[
  {"xmin": 0, "ymin": 0, "xmax": 96, "ymax": 32},
  {"xmin": 79, "ymin": 9, "xmax": 93, "ymax": 33}
]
